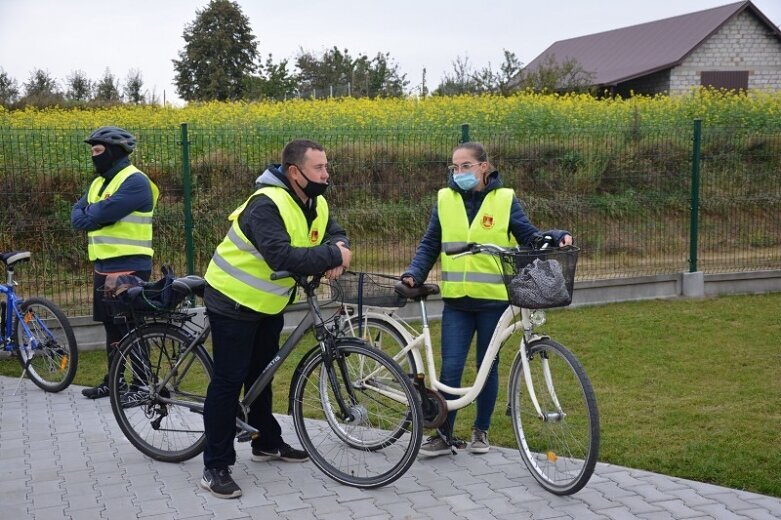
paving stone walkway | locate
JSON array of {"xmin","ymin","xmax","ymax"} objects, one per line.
[{"xmin": 1, "ymin": 376, "xmax": 780, "ymax": 519}]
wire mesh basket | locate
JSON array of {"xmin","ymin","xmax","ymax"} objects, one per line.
[
  {"xmin": 331, "ymin": 271, "xmax": 406, "ymax": 309},
  {"xmin": 499, "ymin": 246, "xmax": 579, "ymax": 309},
  {"xmin": 100, "ymin": 271, "xmax": 187, "ymax": 318}
]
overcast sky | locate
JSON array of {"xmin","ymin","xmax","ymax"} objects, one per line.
[{"xmin": 1, "ymin": 0, "xmax": 779, "ymax": 105}]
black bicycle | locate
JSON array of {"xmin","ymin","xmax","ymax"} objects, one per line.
[{"xmin": 106, "ymin": 270, "xmax": 423, "ymax": 489}]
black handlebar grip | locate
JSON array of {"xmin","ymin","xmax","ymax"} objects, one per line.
[{"xmin": 443, "ymin": 242, "xmax": 473, "ymax": 255}]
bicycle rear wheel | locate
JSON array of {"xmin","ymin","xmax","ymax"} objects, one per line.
[
  {"xmin": 508, "ymin": 339, "xmax": 599, "ymax": 495},
  {"xmin": 14, "ymin": 297, "xmax": 78, "ymax": 392},
  {"xmin": 109, "ymin": 323, "xmax": 212, "ymax": 462},
  {"xmin": 291, "ymin": 339, "xmax": 422, "ymax": 488}
]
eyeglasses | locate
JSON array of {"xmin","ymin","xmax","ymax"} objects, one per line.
[{"xmin": 447, "ymin": 161, "xmax": 484, "ymax": 173}]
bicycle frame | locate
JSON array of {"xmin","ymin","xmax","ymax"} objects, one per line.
[
  {"xmin": 351, "ymin": 299, "xmax": 550, "ymax": 416},
  {"xmin": 150, "ymin": 284, "xmax": 342, "ymax": 436},
  {"xmin": 0, "ymin": 275, "xmax": 48, "ymax": 352},
  {"xmin": 0, "ymin": 283, "xmax": 19, "ymax": 347}
]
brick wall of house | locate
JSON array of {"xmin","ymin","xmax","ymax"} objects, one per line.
[{"xmin": 670, "ymin": 10, "xmax": 781, "ymax": 93}]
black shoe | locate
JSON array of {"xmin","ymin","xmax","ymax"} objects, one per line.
[
  {"xmin": 251, "ymin": 442, "xmax": 309, "ymax": 463},
  {"xmin": 82, "ymin": 376, "xmax": 126, "ymax": 400},
  {"xmin": 81, "ymin": 381, "xmax": 110, "ymax": 399},
  {"xmin": 200, "ymin": 467, "xmax": 241, "ymax": 499},
  {"xmin": 120, "ymin": 384, "xmax": 150, "ymax": 408}
]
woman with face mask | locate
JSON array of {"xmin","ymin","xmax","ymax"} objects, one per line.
[{"xmin": 402, "ymin": 141, "xmax": 573, "ymax": 457}]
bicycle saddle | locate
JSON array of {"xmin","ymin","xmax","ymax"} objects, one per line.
[
  {"xmin": 394, "ymin": 282, "xmax": 440, "ymax": 301},
  {"xmin": 172, "ymin": 275, "xmax": 206, "ymax": 297},
  {"xmin": 1, "ymin": 251, "xmax": 31, "ymax": 267}
]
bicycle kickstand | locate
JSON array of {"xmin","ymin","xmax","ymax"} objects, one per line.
[{"xmin": 13, "ymin": 365, "xmax": 29, "ymax": 396}]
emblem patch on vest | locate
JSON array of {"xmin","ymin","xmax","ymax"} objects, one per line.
[
  {"xmin": 310, "ymin": 230, "xmax": 319, "ymax": 244},
  {"xmin": 481, "ymin": 215, "xmax": 495, "ymax": 230}
]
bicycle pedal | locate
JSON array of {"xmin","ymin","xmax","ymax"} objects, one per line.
[{"xmin": 236, "ymin": 431, "xmax": 259, "ymax": 443}]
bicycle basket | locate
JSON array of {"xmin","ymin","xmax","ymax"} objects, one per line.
[
  {"xmin": 101, "ymin": 268, "xmax": 185, "ymax": 315},
  {"xmin": 332, "ymin": 272, "xmax": 406, "ymax": 309},
  {"xmin": 499, "ymin": 246, "xmax": 579, "ymax": 309}
]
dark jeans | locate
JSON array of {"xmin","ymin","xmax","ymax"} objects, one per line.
[
  {"xmin": 93, "ymin": 270, "xmax": 150, "ymax": 374},
  {"xmin": 203, "ymin": 309, "xmax": 285, "ymax": 469},
  {"xmin": 439, "ymin": 303, "xmax": 507, "ymax": 435}
]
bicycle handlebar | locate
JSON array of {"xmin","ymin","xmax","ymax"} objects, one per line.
[{"xmin": 445, "ymin": 236, "xmax": 565, "ymax": 258}]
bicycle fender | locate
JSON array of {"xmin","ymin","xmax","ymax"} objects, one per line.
[
  {"xmin": 504, "ymin": 335, "xmax": 550, "ymax": 416},
  {"xmin": 115, "ymin": 321, "xmax": 195, "ymax": 349},
  {"xmin": 287, "ymin": 345, "xmax": 321, "ymax": 415}
]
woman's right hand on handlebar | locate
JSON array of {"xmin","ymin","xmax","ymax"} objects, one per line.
[{"xmin": 401, "ymin": 276, "xmax": 416, "ymax": 288}]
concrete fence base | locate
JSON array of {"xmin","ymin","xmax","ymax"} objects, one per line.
[{"xmin": 60, "ymin": 269, "xmax": 781, "ymax": 351}]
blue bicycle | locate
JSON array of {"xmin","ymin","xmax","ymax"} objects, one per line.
[{"xmin": 1, "ymin": 251, "xmax": 78, "ymax": 392}]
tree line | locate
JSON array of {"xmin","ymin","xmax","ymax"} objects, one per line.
[
  {"xmin": 0, "ymin": 0, "xmax": 594, "ymax": 109},
  {"xmin": 0, "ymin": 67, "xmax": 156, "ymax": 109}
]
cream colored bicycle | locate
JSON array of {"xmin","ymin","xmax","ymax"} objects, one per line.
[{"xmin": 338, "ymin": 243, "xmax": 599, "ymax": 495}]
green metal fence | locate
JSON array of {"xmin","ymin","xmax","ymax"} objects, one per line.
[{"xmin": 0, "ymin": 122, "xmax": 779, "ymax": 316}]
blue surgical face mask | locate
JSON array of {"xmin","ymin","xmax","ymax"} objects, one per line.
[{"xmin": 453, "ymin": 172, "xmax": 479, "ymax": 191}]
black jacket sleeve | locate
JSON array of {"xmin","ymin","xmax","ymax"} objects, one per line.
[
  {"xmin": 240, "ymin": 195, "xmax": 346, "ymax": 275},
  {"xmin": 324, "ymin": 215, "xmax": 350, "ymax": 249}
]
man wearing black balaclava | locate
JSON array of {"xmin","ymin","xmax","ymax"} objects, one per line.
[{"xmin": 71, "ymin": 126, "xmax": 159, "ymax": 399}]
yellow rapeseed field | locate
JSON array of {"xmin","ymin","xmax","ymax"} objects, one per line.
[{"xmin": 1, "ymin": 89, "xmax": 779, "ymax": 132}]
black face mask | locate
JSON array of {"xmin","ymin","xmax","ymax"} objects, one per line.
[
  {"xmin": 294, "ymin": 165, "xmax": 329, "ymax": 198},
  {"xmin": 92, "ymin": 148, "xmax": 114, "ymax": 175}
]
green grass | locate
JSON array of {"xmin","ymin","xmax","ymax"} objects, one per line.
[{"xmin": 2, "ymin": 293, "xmax": 779, "ymax": 497}]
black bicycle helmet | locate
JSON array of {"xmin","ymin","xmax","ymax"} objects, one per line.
[{"xmin": 84, "ymin": 126, "xmax": 137, "ymax": 153}]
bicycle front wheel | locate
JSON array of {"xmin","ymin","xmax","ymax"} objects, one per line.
[
  {"xmin": 342, "ymin": 315, "xmax": 416, "ymax": 375},
  {"xmin": 509, "ymin": 339, "xmax": 599, "ymax": 495},
  {"xmin": 14, "ymin": 297, "xmax": 78, "ymax": 392},
  {"xmin": 291, "ymin": 339, "xmax": 423, "ymax": 488},
  {"xmin": 109, "ymin": 323, "xmax": 213, "ymax": 462}
]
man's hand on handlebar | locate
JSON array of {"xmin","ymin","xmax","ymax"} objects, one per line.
[
  {"xmin": 324, "ymin": 266, "xmax": 344, "ymax": 280},
  {"xmin": 322, "ymin": 241, "xmax": 351, "ymax": 280},
  {"xmin": 336, "ymin": 241, "xmax": 352, "ymax": 268},
  {"xmin": 401, "ymin": 276, "xmax": 416, "ymax": 288}
]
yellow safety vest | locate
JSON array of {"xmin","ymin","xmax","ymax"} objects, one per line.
[
  {"xmin": 86, "ymin": 165, "xmax": 159, "ymax": 261},
  {"xmin": 204, "ymin": 186, "xmax": 328, "ymax": 314},
  {"xmin": 439, "ymin": 188, "xmax": 515, "ymax": 300}
]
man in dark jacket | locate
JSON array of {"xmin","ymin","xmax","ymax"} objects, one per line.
[
  {"xmin": 199, "ymin": 139, "xmax": 351, "ymax": 499},
  {"xmin": 71, "ymin": 126, "xmax": 158, "ymax": 399}
]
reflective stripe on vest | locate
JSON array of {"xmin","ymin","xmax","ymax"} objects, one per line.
[
  {"xmin": 204, "ymin": 186, "xmax": 329, "ymax": 315},
  {"xmin": 438, "ymin": 188, "xmax": 515, "ymax": 300},
  {"xmin": 86, "ymin": 165, "xmax": 159, "ymax": 261}
]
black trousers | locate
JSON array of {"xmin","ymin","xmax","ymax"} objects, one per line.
[
  {"xmin": 92, "ymin": 270, "xmax": 150, "ymax": 373},
  {"xmin": 202, "ymin": 309, "xmax": 284, "ymax": 469}
]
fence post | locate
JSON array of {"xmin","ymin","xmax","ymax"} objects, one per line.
[
  {"xmin": 689, "ymin": 119, "xmax": 702, "ymax": 273},
  {"xmin": 180, "ymin": 123, "xmax": 195, "ymax": 276},
  {"xmin": 682, "ymin": 118, "xmax": 705, "ymax": 297},
  {"xmin": 460, "ymin": 123, "xmax": 470, "ymax": 143}
]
